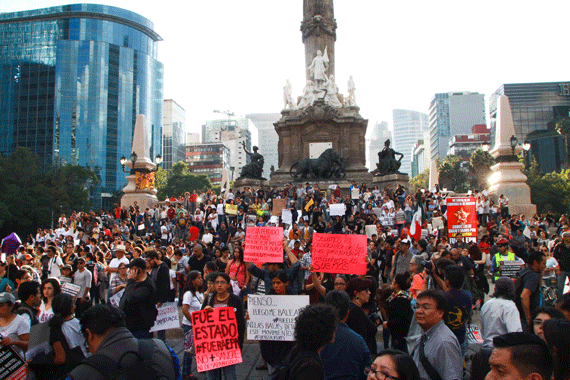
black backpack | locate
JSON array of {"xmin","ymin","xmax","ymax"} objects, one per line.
[{"xmin": 78, "ymin": 339, "xmax": 169, "ymax": 380}]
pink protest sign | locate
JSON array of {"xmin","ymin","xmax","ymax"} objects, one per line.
[
  {"xmin": 312, "ymin": 233, "xmax": 367, "ymax": 275},
  {"xmin": 192, "ymin": 307, "xmax": 243, "ymax": 372},
  {"xmin": 244, "ymin": 227, "xmax": 284, "ymax": 263}
]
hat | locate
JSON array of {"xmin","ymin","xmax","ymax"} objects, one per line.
[
  {"xmin": 346, "ymin": 278, "xmax": 373, "ymax": 297},
  {"xmin": 495, "ymin": 277, "xmax": 515, "ymax": 294},
  {"xmin": 0, "ymin": 292, "xmax": 16, "ymax": 304},
  {"xmin": 401, "ymin": 239, "xmax": 411, "ymax": 245},
  {"xmin": 496, "ymin": 238, "xmax": 509, "ymax": 245},
  {"xmin": 115, "ymin": 244, "xmax": 126, "ymax": 252},
  {"xmin": 126, "ymin": 258, "xmax": 146, "ymax": 271}
]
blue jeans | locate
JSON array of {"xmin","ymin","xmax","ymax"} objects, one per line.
[
  {"xmin": 557, "ymin": 271, "xmax": 570, "ymax": 298},
  {"xmin": 206, "ymin": 365, "xmax": 237, "ymax": 380},
  {"xmin": 182, "ymin": 324, "xmax": 194, "ymax": 377}
]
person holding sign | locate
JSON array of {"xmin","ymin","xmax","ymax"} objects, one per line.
[
  {"xmin": 181, "ymin": 271, "xmax": 204, "ymax": 380},
  {"xmin": 491, "ymin": 238, "xmax": 523, "ymax": 281},
  {"xmin": 200, "ymin": 272, "xmax": 245, "ymax": 380},
  {"xmin": 0, "ymin": 292, "xmax": 29, "ymax": 359}
]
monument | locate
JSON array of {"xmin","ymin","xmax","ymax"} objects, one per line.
[
  {"xmin": 370, "ymin": 139, "xmax": 410, "ymax": 194},
  {"xmin": 488, "ymin": 95, "xmax": 537, "ymax": 217},
  {"xmin": 233, "ymin": 141, "xmax": 269, "ymax": 192},
  {"xmin": 120, "ymin": 114, "xmax": 160, "ymax": 209},
  {"xmin": 270, "ymin": 0, "xmax": 372, "ymax": 191}
]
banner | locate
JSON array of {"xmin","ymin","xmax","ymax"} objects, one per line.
[
  {"xmin": 247, "ymin": 295, "xmax": 309, "ymax": 341},
  {"xmin": 446, "ymin": 197, "xmax": 477, "ymax": 238},
  {"xmin": 61, "ymin": 283, "xmax": 81, "ymax": 299},
  {"xmin": 329, "ymin": 204, "xmax": 345, "ymax": 216},
  {"xmin": 109, "ymin": 289, "xmax": 125, "ymax": 308},
  {"xmin": 192, "ymin": 307, "xmax": 243, "ymax": 372},
  {"xmin": 225, "ymin": 204, "xmax": 238, "ymax": 216},
  {"xmin": 244, "ymin": 227, "xmax": 284, "ymax": 263},
  {"xmin": 150, "ymin": 302, "xmax": 180, "ymax": 332},
  {"xmin": 312, "ymin": 233, "xmax": 367, "ymax": 275},
  {"xmin": 272, "ymin": 199, "xmax": 287, "ymax": 216}
]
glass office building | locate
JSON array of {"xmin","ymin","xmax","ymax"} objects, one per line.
[{"xmin": 0, "ymin": 4, "xmax": 163, "ymax": 208}]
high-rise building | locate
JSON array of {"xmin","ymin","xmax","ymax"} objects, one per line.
[
  {"xmin": 162, "ymin": 100, "xmax": 186, "ymax": 171},
  {"xmin": 366, "ymin": 121, "xmax": 391, "ymax": 171},
  {"xmin": 489, "ymin": 83, "xmax": 570, "ymax": 172},
  {"xmin": 429, "ymin": 92, "xmax": 486, "ymax": 162},
  {"xmin": 186, "ymin": 133, "xmax": 200, "ymax": 145},
  {"xmin": 411, "ymin": 140, "xmax": 426, "ymax": 178},
  {"xmin": 0, "ymin": 4, "xmax": 163, "ymax": 209},
  {"xmin": 185, "ymin": 143, "xmax": 230, "ymax": 186},
  {"xmin": 202, "ymin": 118, "xmax": 254, "ymax": 178},
  {"xmin": 447, "ymin": 124, "xmax": 490, "ymax": 168},
  {"xmin": 392, "ymin": 110, "xmax": 429, "ymax": 175},
  {"xmin": 246, "ymin": 113, "xmax": 280, "ymax": 178}
]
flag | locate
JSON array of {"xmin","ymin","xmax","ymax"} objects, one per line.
[
  {"xmin": 304, "ymin": 198, "xmax": 314, "ymax": 212},
  {"xmin": 410, "ymin": 195, "xmax": 425, "ymax": 242}
]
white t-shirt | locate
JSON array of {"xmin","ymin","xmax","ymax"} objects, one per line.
[
  {"xmin": 39, "ymin": 302, "xmax": 54, "ymax": 323},
  {"xmin": 202, "ymin": 233, "xmax": 213, "ymax": 245},
  {"xmin": 48, "ymin": 256, "xmax": 64, "ymax": 279},
  {"xmin": 217, "ymin": 203, "xmax": 225, "ymax": 216},
  {"xmin": 108, "ymin": 257, "xmax": 129, "ymax": 284},
  {"xmin": 182, "ymin": 291, "xmax": 204, "ymax": 326},
  {"xmin": 0, "ymin": 314, "xmax": 30, "ymax": 358},
  {"xmin": 169, "ymin": 269, "xmax": 176, "ymax": 290},
  {"xmin": 61, "ymin": 318, "xmax": 89, "ymax": 356},
  {"xmin": 73, "ymin": 268, "xmax": 93, "ymax": 298}
]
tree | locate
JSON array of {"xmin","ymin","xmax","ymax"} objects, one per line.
[
  {"xmin": 156, "ymin": 161, "xmax": 213, "ymax": 199},
  {"xmin": 523, "ymin": 158, "xmax": 570, "ymax": 215},
  {"xmin": 411, "ymin": 167, "xmax": 429, "ymax": 192},
  {"xmin": 438, "ymin": 154, "xmax": 469, "ymax": 193},
  {"xmin": 469, "ymin": 149, "xmax": 495, "ymax": 189},
  {"xmin": 154, "ymin": 166, "xmax": 167, "ymax": 190},
  {"xmin": 555, "ymin": 117, "xmax": 570, "ymax": 168}
]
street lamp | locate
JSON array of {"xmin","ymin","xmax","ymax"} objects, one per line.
[
  {"xmin": 120, "ymin": 152, "xmax": 162, "ymax": 174},
  {"xmin": 482, "ymin": 140, "xmax": 490, "ymax": 152},
  {"xmin": 509, "ymin": 135, "xmax": 518, "ymax": 156}
]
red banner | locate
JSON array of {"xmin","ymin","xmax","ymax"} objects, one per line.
[
  {"xmin": 312, "ymin": 233, "xmax": 367, "ymax": 275},
  {"xmin": 192, "ymin": 307, "xmax": 243, "ymax": 372},
  {"xmin": 446, "ymin": 197, "xmax": 477, "ymax": 238},
  {"xmin": 244, "ymin": 227, "xmax": 284, "ymax": 263}
]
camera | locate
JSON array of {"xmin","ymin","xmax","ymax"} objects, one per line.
[{"xmin": 422, "ymin": 260, "xmax": 433, "ymax": 271}]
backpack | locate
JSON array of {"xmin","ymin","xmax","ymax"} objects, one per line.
[
  {"xmin": 78, "ymin": 339, "xmax": 175, "ymax": 380},
  {"xmin": 269, "ymin": 350, "xmax": 320, "ymax": 380}
]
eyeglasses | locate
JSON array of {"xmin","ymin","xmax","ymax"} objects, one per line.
[{"xmin": 364, "ymin": 367, "xmax": 398, "ymax": 380}]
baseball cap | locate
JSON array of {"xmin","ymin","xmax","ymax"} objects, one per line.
[
  {"xmin": 401, "ymin": 238, "xmax": 411, "ymax": 245},
  {"xmin": 126, "ymin": 258, "xmax": 146, "ymax": 271},
  {"xmin": 496, "ymin": 238, "xmax": 509, "ymax": 245},
  {"xmin": 0, "ymin": 292, "xmax": 16, "ymax": 304},
  {"xmin": 115, "ymin": 244, "xmax": 126, "ymax": 252}
]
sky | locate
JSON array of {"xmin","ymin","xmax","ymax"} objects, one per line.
[{"xmin": 3, "ymin": 0, "xmax": 570, "ymax": 141}]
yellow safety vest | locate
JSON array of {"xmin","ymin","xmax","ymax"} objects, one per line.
[{"xmin": 494, "ymin": 251, "xmax": 516, "ymax": 280}]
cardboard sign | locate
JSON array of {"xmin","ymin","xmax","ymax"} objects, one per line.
[
  {"xmin": 244, "ymin": 227, "xmax": 284, "ymax": 263},
  {"xmin": 150, "ymin": 302, "xmax": 180, "ymax": 332},
  {"xmin": 499, "ymin": 261, "xmax": 524, "ymax": 278},
  {"xmin": 329, "ymin": 204, "xmax": 345, "ymax": 216},
  {"xmin": 192, "ymin": 307, "xmax": 243, "ymax": 372},
  {"xmin": 225, "ymin": 204, "xmax": 238, "ymax": 216},
  {"xmin": 446, "ymin": 198, "xmax": 478, "ymax": 238},
  {"xmin": 0, "ymin": 345, "xmax": 27, "ymax": 380},
  {"xmin": 247, "ymin": 295, "xmax": 310, "ymax": 341},
  {"xmin": 373, "ymin": 208, "xmax": 383, "ymax": 217},
  {"xmin": 272, "ymin": 199, "xmax": 287, "ymax": 216},
  {"xmin": 351, "ymin": 189, "xmax": 360, "ymax": 200},
  {"xmin": 312, "ymin": 233, "xmax": 367, "ymax": 275},
  {"xmin": 281, "ymin": 210, "xmax": 292, "ymax": 225},
  {"xmin": 109, "ymin": 289, "xmax": 125, "ymax": 308},
  {"xmin": 60, "ymin": 283, "xmax": 81, "ymax": 298}
]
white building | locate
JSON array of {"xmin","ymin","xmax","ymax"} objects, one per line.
[
  {"xmin": 392, "ymin": 109, "xmax": 429, "ymax": 175},
  {"xmin": 246, "ymin": 113, "xmax": 280, "ymax": 178},
  {"xmin": 162, "ymin": 100, "xmax": 186, "ymax": 171}
]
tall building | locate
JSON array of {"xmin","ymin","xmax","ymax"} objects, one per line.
[
  {"xmin": 246, "ymin": 113, "xmax": 280, "ymax": 178},
  {"xmin": 186, "ymin": 133, "xmax": 200, "ymax": 145},
  {"xmin": 392, "ymin": 110, "xmax": 429, "ymax": 175},
  {"xmin": 0, "ymin": 4, "xmax": 163, "ymax": 209},
  {"xmin": 429, "ymin": 92, "xmax": 485, "ymax": 162},
  {"xmin": 185, "ymin": 143, "xmax": 230, "ymax": 186},
  {"xmin": 366, "ymin": 121, "xmax": 391, "ymax": 171},
  {"xmin": 162, "ymin": 100, "xmax": 186, "ymax": 171},
  {"xmin": 489, "ymin": 82, "xmax": 570, "ymax": 172},
  {"xmin": 411, "ymin": 140, "xmax": 426, "ymax": 178},
  {"xmin": 202, "ymin": 118, "xmax": 254, "ymax": 178}
]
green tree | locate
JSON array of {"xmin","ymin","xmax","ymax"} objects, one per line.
[
  {"xmin": 555, "ymin": 117, "xmax": 570, "ymax": 167},
  {"xmin": 469, "ymin": 149, "xmax": 495, "ymax": 189},
  {"xmin": 156, "ymin": 161, "xmax": 213, "ymax": 199},
  {"xmin": 411, "ymin": 167, "xmax": 429, "ymax": 192},
  {"xmin": 154, "ymin": 166, "xmax": 167, "ymax": 190},
  {"xmin": 523, "ymin": 158, "xmax": 570, "ymax": 215},
  {"xmin": 438, "ymin": 154, "xmax": 469, "ymax": 193}
]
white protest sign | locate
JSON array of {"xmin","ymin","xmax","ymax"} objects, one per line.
[
  {"xmin": 351, "ymin": 189, "xmax": 360, "ymax": 200},
  {"xmin": 61, "ymin": 282, "xmax": 81, "ymax": 298},
  {"xmin": 150, "ymin": 302, "xmax": 180, "ymax": 332},
  {"xmin": 247, "ymin": 295, "xmax": 309, "ymax": 341},
  {"xmin": 365, "ymin": 225, "xmax": 377, "ymax": 239},
  {"xmin": 329, "ymin": 203, "xmax": 345, "ymax": 216},
  {"xmin": 281, "ymin": 210, "xmax": 292, "ymax": 225},
  {"xmin": 109, "ymin": 289, "xmax": 125, "ymax": 308}
]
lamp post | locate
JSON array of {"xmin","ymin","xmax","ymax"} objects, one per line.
[
  {"xmin": 509, "ymin": 135, "xmax": 518, "ymax": 156},
  {"xmin": 120, "ymin": 152, "xmax": 162, "ymax": 174},
  {"xmin": 522, "ymin": 141, "xmax": 531, "ymax": 167},
  {"xmin": 482, "ymin": 140, "xmax": 490, "ymax": 152}
]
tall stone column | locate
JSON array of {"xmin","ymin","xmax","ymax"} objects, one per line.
[{"xmin": 301, "ymin": 0, "xmax": 337, "ymax": 80}]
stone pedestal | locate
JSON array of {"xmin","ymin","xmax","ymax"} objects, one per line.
[
  {"xmin": 372, "ymin": 173, "xmax": 411, "ymax": 195},
  {"xmin": 488, "ymin": 161, "xmax": 536, "ymax": 217},
  {"xmin": 233, "ymin": 178, "xmax": 269, "ymax": 193}
]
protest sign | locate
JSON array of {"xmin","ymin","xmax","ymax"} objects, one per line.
[
  {"xmin": 244, "ymin": 227, "xmax": 284, "ymax": 263},
  {"xmin": 60, "ymin": 283, "xmax": 81, "ymax": 298},
  {"xmin": 373, "ymin": 207, "xmax": 383, "ymax": 217},
  {"xmin": 269, "ymin": 216, "xmax": 279, "ymax": 225},
  {"xmin": 192, "ymin": 307, "xmax": 242, "ymax": 372},
  {"xmin": 365, "ymin": 225, "xmax": 377, "ymax": 239},
  {"xmin": 0, "ymin": 345, "xmax": 27, "ymax": 380},
  {"xmin": 312, "ymin": 233, "xmax": 367, "ymax": 275},
  {"xmin": 431, "ymin": 216, "xmax": 444, "ymax": 230},
  {"xmin": 281, "ymin": 210, "xmax": 292, "ymax": 225},
  {"xmin": 272, "ymin": 199, "xmax": 287, "ymax": 216},
  {"xmin": 150, "ymin": 302, "xmax": 180, "ymax": 332},
  {"xmin": 499, "ymin": 261, "xmax": 525, "ymax": 278},
  {"xmin": 225, "ymin": 204, "xmax": 238, "ymax": 216},
  {"xmin": 109, "ymin": 289, "xmax": 125, "ymax": 308},
  {"xmin": 351, "ymin": 189, "xmax": 359, "ymax": 200},
  {"xmin": 329, "ymin": 203, "xmax": 345, "ymax": 216},
  {"xmin": 247, "ymin": 295, "xmax": 309, "ymax": 341},
  {"xmin": 446, "ymin": 198, "xmax": 477, "ymax": 239}
]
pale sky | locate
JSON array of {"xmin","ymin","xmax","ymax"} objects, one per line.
[{"xmin": 3, "ymin": 0, "xmax": 570, "ymax": 141}]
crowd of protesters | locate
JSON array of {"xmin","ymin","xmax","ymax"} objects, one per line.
[{"xmin": 1, "ymin": 180, "xmax": 570, "ymax": 380}]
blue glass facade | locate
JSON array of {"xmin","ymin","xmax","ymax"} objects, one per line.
[{"xmin": 0, "ymin": 4, "xmax": 163, "ymax": 208}]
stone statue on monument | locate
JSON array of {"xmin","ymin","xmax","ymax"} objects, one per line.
[
  {"xmin": 324, "ymin": 75, "xmax": 342, "ymax": 108},
  {"xmin": 298, "ymin": 80, "xmax": 317, "ymax": 108},
  {"xmin": 237, "ymin": 141, "xmax": 265, "ymax": 180},
  {"xmin": 283, "ymin": 79, "xmax": 296, "ymax": 109},
  {"xmin": 307, "ymin": 47, "xmax": 329, "ymax": 89},
  {"xmin": 347, "ymin": 75, "xmax": 356, "ymax": 106},
  {"xmin": 375, "ymin": 139, "xmax": 404, "ymax": 176}
]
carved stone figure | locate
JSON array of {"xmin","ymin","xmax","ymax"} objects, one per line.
[
  {"xmin": 324, "ymin": 75, "xmax": 342, "ymax": 108},
  {"xmin": 289, "ymin": 148, "xmax": 346, "ymax": 179},
  {"xmin": 307, "ymin": 47, "xmax": 329, "ymax": 89},
  {"xmin": 298, "ymin": 80, "xmax": 317, "ymax": 109},
  {"xmin": 375, "ymin": 139, "xmax": 403, "ymax": 176},
  {"xmin": 238, "ymin": 142, "xmax": 265, "ymax": 179},
  {"xmin": 283, "ymin": 79, "xmax": 295, "ymax": 109},
  {"xmin": 347, "ymin": 75, "xmax": 356, "ymax": 106}
]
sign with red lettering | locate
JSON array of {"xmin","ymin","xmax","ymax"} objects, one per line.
[
  {"xmin": 446, "ymin": 198, "xmax": 477, "ymax": 238},
  {"xmin": 244, "ymin": 227, "xmax": 284, "ymax": 263},
  {"xmin": 192, "ymin": 307, "xmax": 243, "ymax": 372},
  {"xmin": 312, "ymin": 233, "xmax": 367, "ymax": 275}
]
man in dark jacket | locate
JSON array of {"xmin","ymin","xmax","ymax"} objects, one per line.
[
  {"xmin": 119, "ymin": 258, "xmax": 157, "ymax": 339},
  {"xmin": 147, "ymin": 250, "xmax": 171, "ymax": 341}
]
